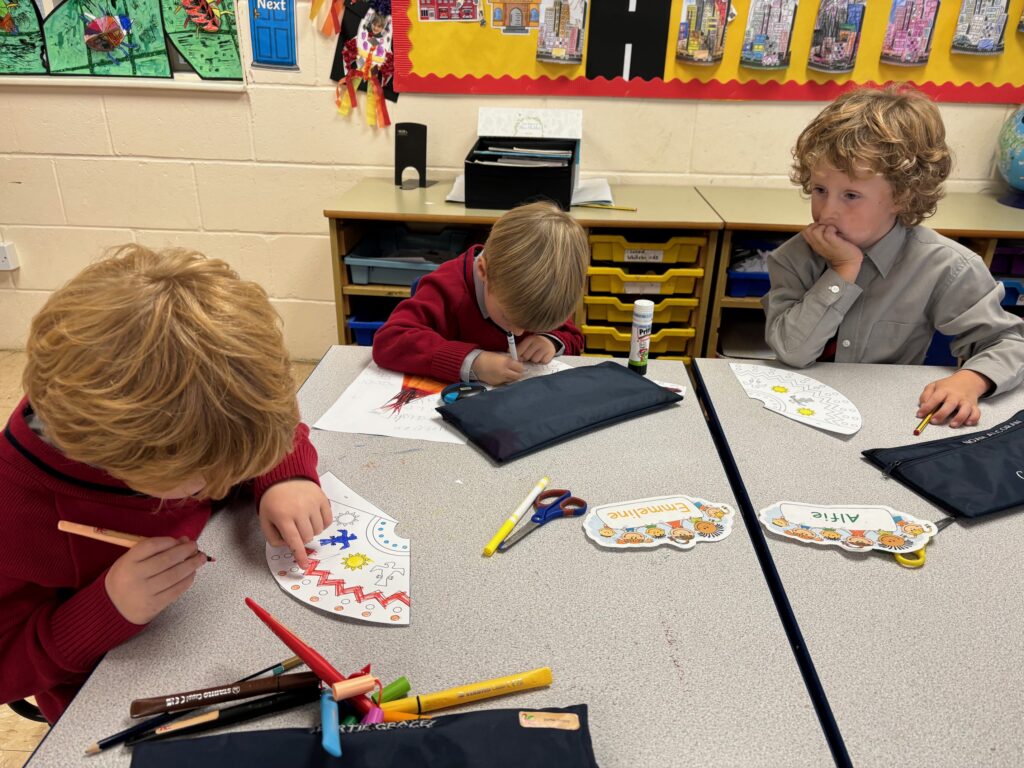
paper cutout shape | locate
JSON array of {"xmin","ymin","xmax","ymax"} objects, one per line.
[
  {"xmin": 0, "ymin": 0, "xmax": 47, "ymax": 73},
  {"xmin": 676, "ymin": 0, "xmax": 731, "ymax": 64},
  {"xmin": 250, "ymin": 0, "xmax": 297, "ymax": 68},
  {"xmin": 759, "ymin": 501, "xmax": 938, "ymax": 555},
  {"xmin": 162, "ymin": 0, "xmax": 242, "ymax": 79},
  {"xmin": 880, "ymin": 0, "xmax": 939, "ymax": 65},
  {"xmin": 950, "ymin": 0, "xmax": 1009, "ymax": 55},
  {"xmin": 583, "ymin": 495, "xmax": 736, "ymax": 550},
  {"xmin": 535, "ymin": 0, "xmax": 585, "ymax": 64},
  {"xmin": 417, "ymin": 1, "xmax": 482, "ymax": 21},
  {"xmin": 807, "ymin": 0, "xmax": 865, "ymax": 73},
  {"xmin": 490, "ymin": 1, "xmax": 541, "ymax": 34},
  {"xmin": 739, "ymin": 0, "xmax": 799, "ymax": 69},
  {"xmin": 44, "ymin": 0, "xmax": 171, "ymax": 76},
  {"xmin": 730, "ymin": 363, "xmax": 862, "ymax": 435},
  {"xmin": 584, "ymin": 0, "xmax": 672, "ymax": 80},
  {"xmin": 315, "ymin": 360, "xmax": 571, "ymax": 444},
  {"xmin": 267, "ymin": 473, "xmax": 410, "ymax": 625}
]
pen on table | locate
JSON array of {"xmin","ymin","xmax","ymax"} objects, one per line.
[
  {"xmin": 85, "ymin": 655, "xmax": 303, "ymax": 754},
  {"xmin": 126, "ymin": 688, "xmax": 321, "ymax": 747},
  {"xmin": 482, "ymin": 476, "xmax": 550, "ymax": 557},
  {"xmin": 244, "ymin": 597, "xmax": 376, "ymax": 712},
  {"xmin": 57, "ymin": 520, "xmax": 214, "ymax": 562},
  {"xmin": 914, "ymin": 408, "xmax": 937, "ymax": 436},
  {"xmin": 381, "ymin": 667, "xmax": 552, "ymax": 715},
  {"xmin": 129, "ymin": 671, "xmax": 321, "ymax": 718},
  {"xmin": 573, "ymin": 203, "xmax": 638, "ymax": 212},
  {"xmin": 506, "ymin": 331, "xmax": 518, "ymax": 362}
]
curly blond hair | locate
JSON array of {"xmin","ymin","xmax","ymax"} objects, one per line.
[
  {"xmin": 483, "ymin": 202, "xmax": 589, "ymax": 332},
  {"xmin": 791, "ymin": 85, "xmax": 952, "ymax": 227},
  {"xmin": 24, "ymin": 245, "xmax": 298, "ymax": 499}
]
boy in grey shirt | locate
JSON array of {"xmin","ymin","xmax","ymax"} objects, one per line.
[{"xmin": 764, "ymin": 85, "xmax": 1024, "ymax": 430}]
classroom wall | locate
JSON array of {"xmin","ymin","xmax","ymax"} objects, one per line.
[{"xmin": 0, "ymin": 2, "xmax": 1017, "ymax": 359}]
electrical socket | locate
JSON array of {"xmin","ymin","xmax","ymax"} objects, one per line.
[{"xmin": 0, "ymin": 242, "xmax": 20, "ymax": 271}]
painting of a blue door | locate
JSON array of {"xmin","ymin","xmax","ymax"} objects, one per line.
[{"xmin": 250, "ymin": 0, "xmax": 297, "ymax": 68}]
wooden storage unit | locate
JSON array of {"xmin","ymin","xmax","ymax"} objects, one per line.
[
  {"xmin": 325, "ymin": 179, "xmax": 722, "ymax": 358},
  {"xmin": 697, "ymin": 187, "xmax": 1024, "ymax": 359}
]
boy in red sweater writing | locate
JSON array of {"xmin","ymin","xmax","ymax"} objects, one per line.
[
  {"xmin": 372, "ymin": 202, "xmax": 589, "ymax": 385},
  {"xmin": 0, "ymin": 246, "xmax": 332, "ymax": 722}
]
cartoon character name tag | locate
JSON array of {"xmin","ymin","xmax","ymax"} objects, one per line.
[
  {"xmin": 583, "ymin": 495, "xmax": 736, "ymax": 549},
  {"xmin": 759, "ymin": 501, "xmax": 938, "ymax": 554},
  {"xmin": 730, "ymin": 363, "xmax": 862, "ymax": 435}
]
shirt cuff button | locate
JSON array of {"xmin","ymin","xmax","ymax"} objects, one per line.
[{"xmin": 829, "ymin": 285, "xmax": 840, "ymax": 293}]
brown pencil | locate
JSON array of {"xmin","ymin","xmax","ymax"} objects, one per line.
[
  {"xmin": 130, "ymin": 671, "xmax": 321, "ymax": 718},
  {"xmin": 57, "ymin": 520, "xmax": 214, "ymax": 562}
]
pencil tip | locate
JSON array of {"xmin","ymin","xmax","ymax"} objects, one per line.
[
  {"xmin": 913, "ymin": 429, "xmax": 921, "ymax": 436},
  {"xmin": 85, "ymin": 744, "xmax": 100, "ymax": 755},
  {"xmin": 207, "ymin": 555, "xmax": 216, "ymax": 562}
]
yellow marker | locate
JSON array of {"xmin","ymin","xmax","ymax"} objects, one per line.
[
  {"xmin": 381, "ymin": 667, "xmax": 552, "ymax": 715},
  {"xmin": 482, "ymin": 476, "xmax": 549, "ymax": 557}
]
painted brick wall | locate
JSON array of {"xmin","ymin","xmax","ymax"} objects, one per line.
[{"xmin": 0, "ymin": 2, "xmax": 1015, "ymax": 359}]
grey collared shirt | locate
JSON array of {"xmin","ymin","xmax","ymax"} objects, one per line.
[{"xmin": 763, "ymin": 221, "xmax": 1024, "ymax": 394}]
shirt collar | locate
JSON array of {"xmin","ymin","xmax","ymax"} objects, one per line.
[
  {"xmin": 472, "ymin": 251, "xmax": 489, "ymax": 320},
  {"xmin": 863, "ymin": 221, "xmax": 906, "ymax": 278}
]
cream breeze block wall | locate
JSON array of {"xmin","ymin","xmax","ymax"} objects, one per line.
[{"xmin": 0, "ymin": 2, "xmax": 1015, "ymax": 358}]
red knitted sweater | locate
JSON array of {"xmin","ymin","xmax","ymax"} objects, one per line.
[{"xmin": 0, "ymin": 398, "xmax": 319, "ymax": 722}]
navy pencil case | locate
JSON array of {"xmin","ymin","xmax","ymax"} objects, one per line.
[{"xmin": 436, "ymin": 361, "xmax": 682, "ymax": 463}]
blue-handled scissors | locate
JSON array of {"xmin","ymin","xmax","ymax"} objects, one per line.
[
  {"xmin": 498, "ymin": 488, "xmax": 588, "ymax": 551},
  {"xmin": 440, "ymin": 381, "xmax": 487, "ymax": 404},
  {"xmin": 893, "ymin": 516, "xmax": 955, "ymax": 569}
]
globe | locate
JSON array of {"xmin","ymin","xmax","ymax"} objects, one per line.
[{"xmin": 996, "ymin": 106, "xmax": 1024, "ymax": 208}]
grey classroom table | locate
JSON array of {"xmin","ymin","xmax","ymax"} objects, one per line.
[
  {"xmin": 27, "ymin": 347, "xmax": 831, "ymax": 767},
  {"xmin": 695, "ymin": 358, "xmax": 1024, "ymax": 768}
]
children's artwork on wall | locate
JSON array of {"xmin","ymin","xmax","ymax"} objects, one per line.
[
  {"xmin": 0, "ymin": 0, "xmax": 47, "ymax": 74},
  {"xmin": 730, "ymin": 363, "xmax": 863, "ymax": 435},
  {"xmin": 44, "ymin": 0, "xmax": 170, "ymax": 76},
  {"xmin": 584, "ymin": 1, "xmax": 672, "ymax": 80},
  {"xmin": 759, "ymin": 501, "xmax": 938, "ymax": 555},
  {"xmin": 535, "ymin": 0, "xmax": 585, "ymax": 64},
  {"xmin": 416, "ymin": 0, "xmax": 481, "ymax": 21},
  {"xmin": 880, "ymin": 0, "xmax": 939, "ymax": 66},
  {"xmin": 267, "ymin": 472, "xmax": 411, "ymax": 625},
  {"xmin": 333, "ymin": 0, "xmax": 396, "ymax": 126},
  {"xmin": 676, "ymin": 0, "xmax": 730, "ymax": 64},
  {"xmin": 583, "ymin": 495, "xmax": 736, "ymax": 550},
  {"xmin": 739, "ymin": 0, "xmax": 798, "ymax": 69},
  {"xmin": 807, "ymin": 0, "xmax": 865, "ymax": 73},
  {"xmin": 161, "ymin": 0, "xmax": 242, "ymax": 78},
  {"xmin": 249, "ymin": 0, "xmax": 298, "ymax": 68},
  {"xmin": 490, "ymin": 0, "xmax": 541, "ymax": 34},
  {"xmin": 391, "ymin": 0, "xmax": 1024, "ymax": 103},
  {"xmin": 1019, "ymin": 8, "xmax": 1023, "ymax": 33},
  {"xmin": 950, "ymin": 0, "xmax": 1009, "ymax": 54},
  {"xmin": 309, "ymin": 0, "xmax": 347, "ymax": 36}
]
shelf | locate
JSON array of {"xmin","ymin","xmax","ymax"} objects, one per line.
[
  {"xmin": 342, "ymin": 285, "xmax": 412, "ymax": 298},
  {"xmin": 721, "ymin": 297, "xmax": 764, "ymax": 309}
]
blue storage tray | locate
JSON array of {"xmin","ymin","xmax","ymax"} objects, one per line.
[
  {"xmin": 347, "ymin": 317, "xmax": 386, "ymax": 346},
  {"xmin": 1000, "ymin": 278, "xmax": 1024, "ymax": 307},
  {"xmin": 344, "ymin": 255, "xmax": 441, "ymax": 286},
  {"xmin": 726, "ymin": 270, "xmax": 770, "ymax": 298}
]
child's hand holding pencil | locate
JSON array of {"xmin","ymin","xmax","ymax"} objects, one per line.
[{"xmin": 103, "ymin": 536, "xmax": 209, "ymax": 625}]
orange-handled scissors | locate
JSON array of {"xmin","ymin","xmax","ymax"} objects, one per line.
[{"xmin": 893, "ymin": 516, "xmax": 955, "ymax": 568}]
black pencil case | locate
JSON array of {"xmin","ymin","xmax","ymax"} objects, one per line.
[
  {"xmin": 862, "ymin": 409, "xmax": 1024, "ymax": 518},
  {"xmin": 131, "ymin": 705, "xmax": 599, "ymax": 767},
  {"xmin": 436, "ymin": 361, "xmax": 682, "ymax": 463}
]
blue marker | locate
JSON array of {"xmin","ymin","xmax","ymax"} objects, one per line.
[{"xmin": 320, "ymin": 688, "xmax": 342, "ymax": 758}]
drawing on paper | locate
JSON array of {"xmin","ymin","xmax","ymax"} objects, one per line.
[
  {"xmin": 807, "ymin": 0, "xmax": 865, "ymax": 73},
  {"xmin": 160, "ymin": 0, "xmax": 241, "ymax": 78},
  {"xmin": 676, "ymin": 0, "xmax": 731, "ymax": 64},
  {"xmin": 536, "ymin": 0, "xmax": 585, "ymax": 64},
  {"xmin": 380, "ymin": 373, "xmax": 447, "ymax": 416},
  {"xmin": 759, "ymin": 501, "xmax": 938, "ymax": 555},
  {"xmin": 730, "ymin": 363, "xmax": 862, "ymax": 435},
  {"xmin": 739, "ymin": 0, "xmax": 799, "ymax": 69},
  {"xmin": 0, "ymin": 0, "xmax": 47, "ymax": 74},
  {"xmin": 417, "ymin": 0, "xmax": 481, "ymax": 21},
  {"xmin": 267, "ymin": 473, "xmax": 411, "ymax": 625},
  {"xmin": 880, "ymin": 0, "xmax": 939, "ymax": 66},
  {"xmin": 950, "ymin": 0, "xmax": 1009, "ymax": 55},
  {"xmin": 583, "ymin": 495, "xmax": 736, "ymax": 550},
  {"xmin": 44, "ymin": 0, "xmax": 171, "ymax": 76}
]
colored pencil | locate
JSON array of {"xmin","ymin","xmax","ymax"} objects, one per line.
[
  {"xmin": 84, "ymin": 655, "xmax": 303, "ymax": 754},
  {"xmin": 129, "ymin": 671, "xmax": 321, "ymax": 718},
  {"xmin": 126, "ymin": 688, "xmax": 320, "ymax": 746},
  {"xmin": 573, "ymin": 203, "xmax": 638, "ymax": 212},
  {"xmin": 914, "ymin": 409, "xmax": 937, "ymax": 436},
  {"xmin": 58, "ymin": 520, "xmax": 213, "ymax": 562}
]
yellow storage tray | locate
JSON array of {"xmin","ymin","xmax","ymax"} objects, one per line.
[
  {"xmin": 584, "ymin": 296, "xmax": 698, "ymax": 325},
  {"xmin": 582, "ymin": 325, "xmax": 696, "ymax": 355},
  {"xmin": 587, "ymin": 266, "xmax": 703, "ymax": 296},
  {"xmin": 590, "ymin": 234, "xmax": 705, "ymax": 264}
]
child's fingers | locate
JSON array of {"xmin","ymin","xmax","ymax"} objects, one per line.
[
  {"xmin": 320, "ymin": 497, "xmax": 334, "ymax": 531},
  {"xmin": 294, "ymin": 516, "xmax": 316, "ymax": 549},
  {"xmin": 122, "ymin": 535, "xmax": 187, "ymax": 564},
  {"xmin": 146, "ymin": 551, "xmax": 207, "ymax": 594},
  {"xmin": 928, "ymin": 395, "xmax": 960, "ymax": 425},
  {"xmin": 134, "ymin": 539, "xmax": 202, "ymax": 579},
  {"xmin": 949, "ymin": 400, "xmax": 979, "ymax": 429},
  {"xmin": 916, "ymin": 385, "xmax": 941, "ymax": 417},
  {"xmin": 152, "ymin": 566, "xmax": 200, "ymax": 606},
  {"xmin": 278, "ymin": 522, "xmax": 310, "ymax": 568},
  {"xmin": 260, "ymin": 517, "xmax": 286, "ymax": 548}
]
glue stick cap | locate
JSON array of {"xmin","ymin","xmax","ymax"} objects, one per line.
[{"xmin": 632, "ymin": 299, "xmax": 654, "ymax": 321}]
